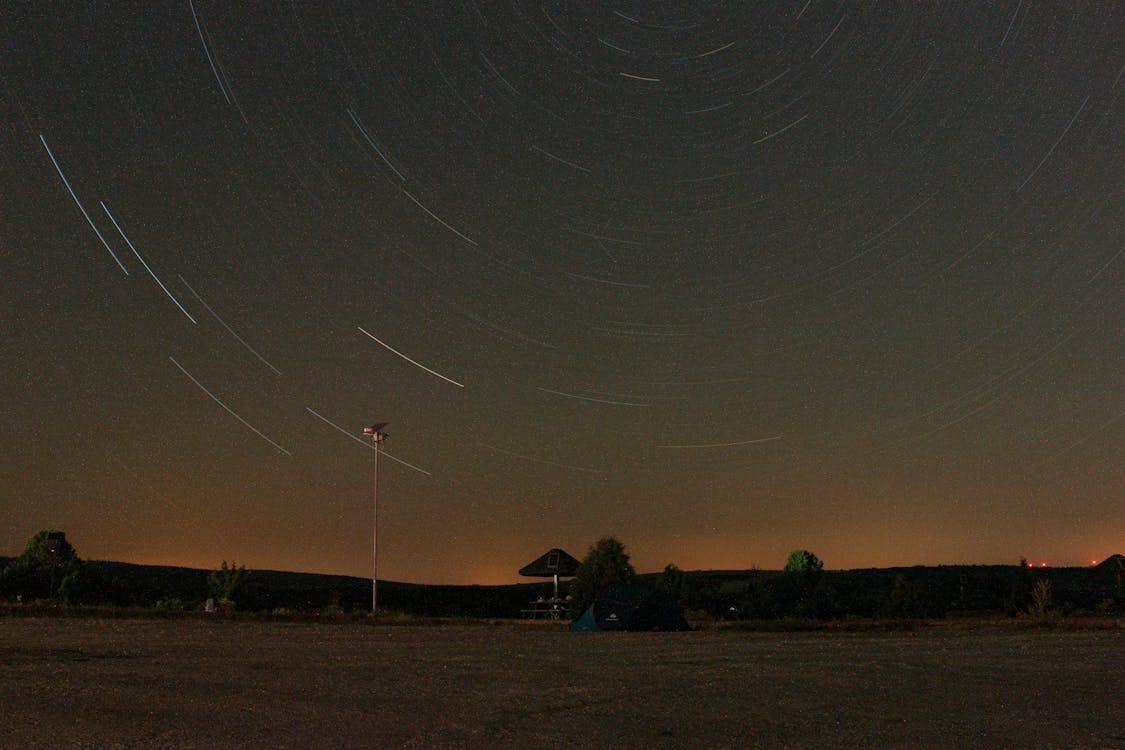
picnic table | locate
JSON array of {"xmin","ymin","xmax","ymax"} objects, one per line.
[{"xmin": 520, "ymin": 597, "xmax": 569, "ymax": 620}]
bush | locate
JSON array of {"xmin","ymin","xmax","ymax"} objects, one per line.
[
  {"xmin": 208, "ymin": 561, "xmax": 248, "ymax": 610},
  {"xmin": 1027, "ymin": 578, "xmax": 1054, "ymax": 620}
]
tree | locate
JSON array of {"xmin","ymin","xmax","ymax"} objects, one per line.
[
  {"xmin": 784, "ymin": 550, "xmax": 824, "ymax": 575},
  {"xmin": 568, "ymin": 536, "xmax": 636, "ymax": 617},
  {"xmin": 0, "ymin": 530, "xmax": 84, "ymax": 602},
  {"xmin": 656, "ymin": 563, "xmax": 692, "ymax": 608},
  {"xmin": 208, "ymin": 560, "xmax": 248, "ymax": 609}
]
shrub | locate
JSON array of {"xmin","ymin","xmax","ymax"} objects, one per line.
[
  {"xmin": 1027, "ymin": 578, "xmax": 1054, "ymax": 620},
  {"xmin": 208, "ymin": 561, "xmax": 248, "ymax": 610}
]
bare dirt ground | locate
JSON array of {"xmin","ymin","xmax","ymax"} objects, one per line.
[{"xmin": 1, "ymin": 618, "xmax": 1122, "ymax": 749}]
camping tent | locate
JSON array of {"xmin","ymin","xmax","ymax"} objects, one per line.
[{"xmin": 570, "ymin": 584, "xmax": 690, "ymax": 632}]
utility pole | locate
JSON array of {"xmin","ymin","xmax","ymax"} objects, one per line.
[{"xmin": 363, "ymin": 423, "xmax": 388, "ymax": 614}]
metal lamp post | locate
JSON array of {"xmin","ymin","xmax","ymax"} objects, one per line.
[{"xmin": 363, "ymin": 422, "xmax": 388, "ymax": 614}]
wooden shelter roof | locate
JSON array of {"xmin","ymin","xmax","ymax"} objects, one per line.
[{"xmin": 519, "ymin": 548, "xmax": 580, "ymax": 578}]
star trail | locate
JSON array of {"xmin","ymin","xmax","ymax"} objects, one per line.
[{"xmin": 1, "ymin": 3, "xmax": 1120, "ymax": 584}]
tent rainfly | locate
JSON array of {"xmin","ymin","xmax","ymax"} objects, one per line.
[
  {"xmin": 519, "ymin": 548, "xmax": 580, "ymax": 600},
  {"xmin": 570, "ymin": 584, "xmax": 691, "ymax": 632}
]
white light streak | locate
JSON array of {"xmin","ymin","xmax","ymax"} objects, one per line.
[
  {"xmin": 480, "ymin": 442, "xmax": 602, "ymax": 474},
  {"xmin": 305, "ymin": 407, "xmax": 432, "ymax": 476},
  {"xmin": 537, "ymin": 387, "xmax": 649, "ymax": 407},
  {"xmin": 480, "ymin": 52, "xmax": 518, "ymax": 96},
  {"xmin": 564, "ymin": 272, "xmax": 650, "ymax": 289},
  {"xmin": 742, "ymin": 68, "xmax": 790, "ymax": 97},
  {"xmin": 347, "ymin": 107, "xmax": 406, "ymax": 181},
  {"xmin": 397, "ymin": 187, "xmax": 478, "ymax": 246},
  {"xmin": 531, "ymin": 145, "xmax": 591, "ymax": 173},
  {"xmin": 168, "ymin": 357, "xmax": 291, "ymax": 456},
  {"xmin": 685, "ymin": 101, "xmax": 733, "ymax": 116},
  {"xmin": 752, "ymin": 114, "xmax": 809, "ymax": 144},
  {"xmin": 657, "ymin": 436, "xmax": 782, "ymax": 449},
  {"xmin": 1000, "ymin": 0, "xmax": 1022, "ymax": 47},
  {"xmin": 178, "ymin": 275, "xmax": 281, "ymax": 375},
  {"xmin": 101, "ymin": 203, "xmax": 196, "ymax": 323},
  {"xmin": 598, "ymin": 38, "xmax": 633, "ymax": 54},
  {"xmin": 357, "ymin": 326, "xmax": 465, "ymax": 388},
  {"xmin": 1088, "ymin": 248, "xmax": 1121, "ymax": 284},
  {"xmin": 811, "ymin": 13, "xmax": 846, "ymax": 58},
  {"xmin": 187, "ymin": 0, "xmax": 231, "ymax": 104},
  {"xmin": 1016, "ymin": 96, "xmax": 1089, "ymax": 192},
  {"xmin": 697, "ymin": 41, "xmax": 735, "ymax": 58},
  {"xmin": 39, "ymin": 135, "xmax": 129, "ymax": 275}
]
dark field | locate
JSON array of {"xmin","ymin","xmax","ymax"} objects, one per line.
[{"xmin": 1, "ymin": 618, "xmax": 1122, "ymax": 749}]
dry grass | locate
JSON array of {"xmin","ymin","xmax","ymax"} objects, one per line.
[{"xmin": 1, "ymin": 616, "xmax": 1122, "ymax": 749}]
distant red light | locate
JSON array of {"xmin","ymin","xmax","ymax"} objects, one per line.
[
  {"xmin": 1027, "ymin": 563, "xmax": 1033, "ymax": 568},
  {"xmin": 1039, "ymin": 562, "xmax": 1047, "ymax": 567}
]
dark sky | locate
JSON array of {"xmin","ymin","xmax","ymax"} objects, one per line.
[{"xmin": 2, "ymin": 2, "xmax": 1121, "ymax": 584}]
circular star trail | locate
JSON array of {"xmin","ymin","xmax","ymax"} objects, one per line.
[{"xmin": 2, "ymin": 2, "xmax": 1120, "ymax": 583}]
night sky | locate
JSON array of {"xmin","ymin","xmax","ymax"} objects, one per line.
[{"xmin": 2, "ymin": 3, "xmax": 1121, "ymax": 585}]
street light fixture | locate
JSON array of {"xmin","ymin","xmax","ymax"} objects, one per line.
[{"xmin": 363, "ymin": 422, "xmax": 388, "ymax": 614}]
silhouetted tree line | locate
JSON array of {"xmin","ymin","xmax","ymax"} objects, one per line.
[
  {"xmin": 3, "ymin": 532, "xmax": 1121, "ymax": 619},
  {"xmin": 652, "ymin": 562, "xmax": 1123, "ymax": 620}
]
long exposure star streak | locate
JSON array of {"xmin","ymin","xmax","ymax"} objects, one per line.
[{"xmin": 2, "ymin": 3, "xmax": 1120, "ymax": 583}]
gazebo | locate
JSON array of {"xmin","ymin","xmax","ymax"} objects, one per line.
[{"xmin": 518, "ymin": 548, "xmax": 580, "ymax": 618}]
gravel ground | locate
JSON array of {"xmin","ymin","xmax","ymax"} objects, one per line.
[{"xmin": 1, "ymin": 618, "xmax": 1122, "ymax": 749}]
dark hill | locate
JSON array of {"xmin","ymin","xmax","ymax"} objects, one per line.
[
  {"xmin": 637, "ymin": 563, "xmax": 1122, "ymax": 619},
  {"xmin": 4, "ymin": 556, "xmax": 1121, "ymax": 619},
  {"xmin": 1, "ymin": 558, "xmax": 556, "ymax": 617}
]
